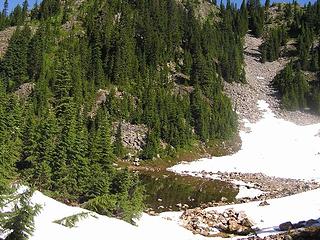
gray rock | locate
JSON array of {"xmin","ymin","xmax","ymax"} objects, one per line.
[
  {"xmin": 305, "ymin": 219, "xmax": 319, "ymax": 227},
  {"xmin": 279, "ymin": 221, "xmax": 293, "ymax": 231},
  {"xmin": 259, "ymin": 200, "xmax": 270, "ymax": 206},
  {"xmin": 293, "ymin": 220, "xmax": 306, "ymax": 229}
]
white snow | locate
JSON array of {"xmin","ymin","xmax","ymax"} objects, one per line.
[
  {"xmin": 27, "ymin": 191, "xmax": 207, "ymax": 240},
  {"xmin": 170, "ymin": 100, "xmax": 320, "ymax": 181},
  {"xmin": 26, "ymin": 188, "xmax": 320, "ymax": 240},
  {"xmin": 235, "ymin": 185, "xmax": 264, "ymax": 199}
]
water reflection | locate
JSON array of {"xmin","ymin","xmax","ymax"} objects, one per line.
[{"xmin": 139, "ymin": 171, "xmax": 238, "ymax": 212}]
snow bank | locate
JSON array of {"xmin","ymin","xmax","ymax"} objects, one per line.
[
  {"xmin": 170, "ymin": 100, "xmax": 320, "ymax": 181},
  {"xmin": 30, "ymin": 191, "xmax": 139, "ymax": 240},
  {"xmin": 29, "ymin": 191, "xmax": 206, "ymax": 240},
  {"xmin": 26, "ymin": 187, "xmax": 320, "ymax": 240}
]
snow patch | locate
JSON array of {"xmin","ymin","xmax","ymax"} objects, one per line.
[
  {"xmin": 170, "ymin": 100, "xmax": 320, "ymax": 181},
  {"xmin": 236, "ymin": 186, "xmax": 264, "ymax": 199},
  {"xmin": 28, "ymin": 191, "xmax": 206, "ymax": 240}
]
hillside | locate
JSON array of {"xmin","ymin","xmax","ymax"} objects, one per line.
[{"xmin": 0, "ymin": 0, "xmax": 320, "ymax": 240}]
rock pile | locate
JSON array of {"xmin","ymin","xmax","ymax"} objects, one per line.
[
  {"xmin": 180, "ymin": 208, "xmax": 255, "ymax": 237},
  {"xmin": 14, "ymin": 83, "xmax": 35, "ymax": 100},
  {"xmin": 181, "ymin": 170, "xmax": 320, "ymax": 201},
  {"xmin": 224, "ymin": 34, "xmax": 287, "ymax": 127},
  {"xmin": 112, "ymin": 121, "xmax": 148, "ymax": 153},
  {"xmin": 221, "ymin": 172, "xmax": 320, "ymax": 200}
]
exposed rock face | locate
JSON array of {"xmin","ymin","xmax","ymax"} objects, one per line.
[
  {"xmin": 14, "ymin": 83, "xmax": 35, "ymax": 100},
  {"xmin": 88, "ymin": 89, "xmax": 109, "ymax": 118},
  {"xmin": 88, "ymin": 88, "xmax": 129, "ymax": 118},
  {"xmin": 112, "ymin": 121, "xmax": 148, "ymax": 153},
  {"xmin": 224, "ymin": 34, "xmax": 288, "ymax": 126},
  {"xmin": 0, "ymin": 26, "xmax": 16, "ymax": 58},
  {"xmin": 180, "ymin": 208, "xmax": 255, "ymax": 237}
]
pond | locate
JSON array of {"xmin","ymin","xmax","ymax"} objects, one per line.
[{"xmin": 139, "ymin": 171, "xmax": 238, "ymax": 213}]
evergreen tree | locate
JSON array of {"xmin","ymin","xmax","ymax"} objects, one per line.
[
  {"xmin": 113, "ymin": 122, "xmax": 125, "ymax": 158},
  {"xmin": 3, "ymin": 189, "xmax": 41, "ymax": 240},
  {"xmin": 273, "ymin": 62, "xmax": 309, "ymax": 110},
  {"xmin": 0, "ymin": 26, "xmax": 32, "ymax": 90},
  {"xmin": 3, "ymin": 0, "xmax": 8, "ymax": 17},
  {"xmin": 141, "ymin": 130, "xmax": 159, "ymax": 160}
]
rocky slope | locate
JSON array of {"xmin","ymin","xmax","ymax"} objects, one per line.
[
  {"xmin": 224, "ymin": 34, "xmax": 320, "ymax": 127},
  {"xmin": 0, "ymin": 26, "xmax": 16, "ymax": 58}
]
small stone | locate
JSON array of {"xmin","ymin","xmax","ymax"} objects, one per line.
[
  {"xmin": 259, "ymin": 200, "xmax": 270, "ymax": 206},
  {"xmin": 176, "ymin": 203, "xmax": 182, "ymax": 208},
  {"xmin": 182, "ymin": 204, "xmax": 189, "ymax": 209},
  {"xmin": 221, "ymin": 197, "xmax": 228, "ymax": 202},
  {"xmin": 148, "ymin": 210, "xmax": 156, "ymax": 216}
]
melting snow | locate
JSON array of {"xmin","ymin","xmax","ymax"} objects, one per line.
[{"xmin": 170, "ymin": 100, "xmax": 320, "ymax": 181}]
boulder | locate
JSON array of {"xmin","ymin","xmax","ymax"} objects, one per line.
[
  {"xmin": 279, "ymin": 221, "xmax": 293, "ymax": 231},
  {"xmin": 305, "ymin": 219, "xmax": 319, "ymax": 227},
  {"xmin": 293, "ymin": 220, "xmax": 306, "ymax": 229},
  {"xmin": 227, "ymin": 219, "xmax": 253, "ymax": 235}
]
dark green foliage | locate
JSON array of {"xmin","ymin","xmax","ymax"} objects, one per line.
[
  {"xmin": 273, "ymin": 62, "xmax": 309, "ymax": 110},
  {"xmin": 141, "ymin": 130, "xmax": 160, "ymax": 160},
  {"xmin": 3, "ymin": 189, "xmax": 41, "ymax": 240},
  {"xmin": 113, "ymin": 122, "xmax": 125, "ymax": 158},
  {"xmin": 247, "ymin": 0, "xmax": 265, "ymax": 37},
  {"xmin": 0, "ymin": 26, "xmax": 32, "ymax": 91},
  {"xmin": 297, "ymin": 25, "xmax": 313, "ymax": 70},
  {"xmin": 37, "ymin": 0, "xmax": 62, "ymax": 20},
  {"xmin": 110, "ymin": 169, "xmax": 145, "ymax": 222},
  {"xmin": 83, "ymin": 169, "xmax": 144, "ymax": 223},
  {"xmin": 260, "ymin": 26, "xmax": 288, "ymax": 62}
]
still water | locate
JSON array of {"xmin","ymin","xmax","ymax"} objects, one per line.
[{"xmin": 139, "ymin": 171, "xmax": 238, "ymax": 212}]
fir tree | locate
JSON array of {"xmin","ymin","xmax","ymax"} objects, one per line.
[
  {"xmin": 113, "ymin": 122, "xmax": 125, "ymax": 158},
  {"xmin": 4, "ymin": 189, "xmax": 41, "ymax": 240}
]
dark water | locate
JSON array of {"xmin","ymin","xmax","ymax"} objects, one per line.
[{"xmin": 139, "ymin": 171, "xmax": 238, "ymax": 212}]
